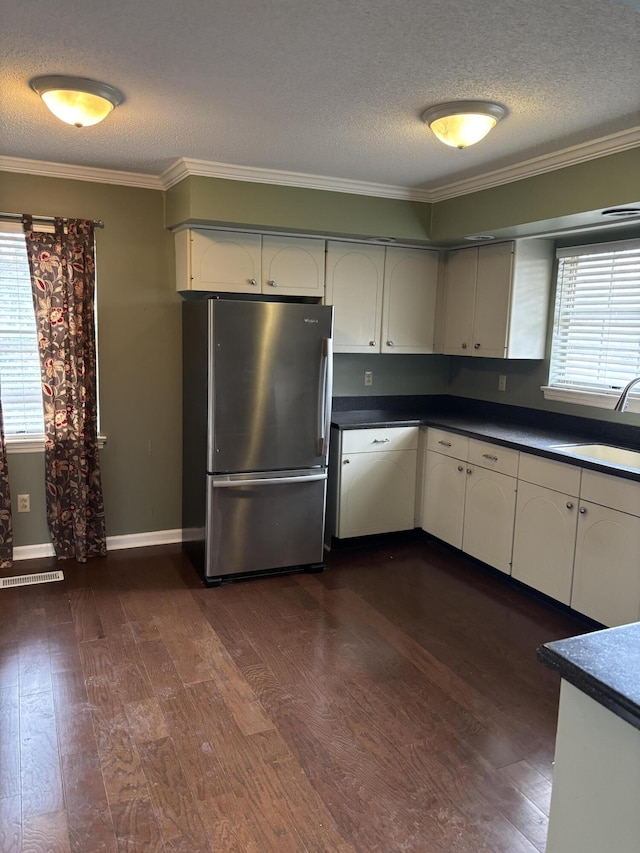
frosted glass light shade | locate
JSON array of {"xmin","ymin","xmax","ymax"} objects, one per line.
[
  {"xmin": 31, "ymin": 76, "xmax": 123, "ymax": 127},
  {"xmin": 422, "ymin": 101, "xmax": 506, "ymax": 149}
]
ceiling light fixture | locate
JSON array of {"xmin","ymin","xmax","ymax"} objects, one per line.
[
  {"xmin": 30, "ymin": 75, "xmax": 123, "ymax": 128},
  {"xmin": 422, "ymin": 101, "xmax": 506, "ymax": 149}
]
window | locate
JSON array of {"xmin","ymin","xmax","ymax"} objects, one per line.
[
  {"xmin": 544, "ymin": 239, "xmax": 640, "ymax": 411},
  {"xmin": 0, "ymin": 227, "xmax": 45, "ymax": 444}
]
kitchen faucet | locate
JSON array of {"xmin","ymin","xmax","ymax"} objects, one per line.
[{"xmin": 613, "ymin": 376, "xmax": 640, "ymax": 411}]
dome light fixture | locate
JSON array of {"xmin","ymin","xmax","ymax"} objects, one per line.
[
  {"xmin": 422, "ymin": 101, "xmax": 506, "ymax": 149},
  {"xmin": 30, "ymin": 75, "xmax": 123, "ymax": 128}
]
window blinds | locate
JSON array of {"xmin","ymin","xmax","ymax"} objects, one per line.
[
  {"xmin": 549, "ymin": 239, "xmax": 640, "ymax": 394},
  {"xmin": 0, "ymin": 230, "xmax": 44, "ymax": 435}
]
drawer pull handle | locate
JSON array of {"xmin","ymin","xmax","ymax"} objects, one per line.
[
  {"xmin": 482, "ymin": 453, "xmax": 498, "ymax": 461},
  {"xmin": 566, "ymin": 502, "xmax": 574, "ymax": 509},
  {"xmin": 373, "ymin": 438, "xmax": 390, "ymax": 443},
  {"xmin": 438, "ymin": 440, "xmax": 452, "ymax": 447}
]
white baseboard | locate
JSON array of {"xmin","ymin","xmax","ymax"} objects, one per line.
[{"xmin": 13, "ymin": 529, "xmax": 183, "ymax": 562}]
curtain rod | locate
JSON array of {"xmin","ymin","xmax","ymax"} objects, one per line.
[{"xmin": 0, "ymin": 212, "xmax": 105, "ymax": 229}]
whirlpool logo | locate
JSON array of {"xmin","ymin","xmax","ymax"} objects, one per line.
[{"xmin": 304, "ymin": 318, "xmax": 319, "ymax": 324}]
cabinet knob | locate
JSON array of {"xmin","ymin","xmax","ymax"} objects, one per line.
[
  {"xmin": 566, "ymin": 501, "xmax": 574, "ymax": 509},
  {"xmin": 474, "ymin": 343, "xmax": 481, "ymax": 349},
  {"xmin": 249, "ymin": 278, "xmax": 257, "ymax": 286},
  {"xmin": 466, "ymin": 468, "xmax": 472, "ymax": 475},
  {"xmin": 461, "ymin": 342, "xmax": 467, "ymax": 349},
  {"xmin": 457, "ymin": 465, "xmax": 464, "ymax": 472},
  {"xmin": 579, "ymin": 506, "xmax": 587, "ymax": 514},
  {"xmin": 268, "ymin": 280, "xmax": 277, "ymax": 287},
  {"xmin": 343, "ymin": 458, "xmax": 350, "ymax": 464},
  {"xmin": 369, "ymin": 340, "xmax": 376, "ymax": 347},
  {"xmin": 387, "ymin": 340, "xmax": 394, "ymax": 347}
]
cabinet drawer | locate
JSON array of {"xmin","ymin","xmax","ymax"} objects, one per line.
[
  {"xmin": 342, "ymin": 426, "xmax": 419, "ymax": 454},
  {"xmin": 426, "ymin": 428, "xmax": 468, "ymax": 459},
  {"xmin": 468, "ymin": 439, "xmax": 519, "ymax": 477},
  {"xmin": 580, "ymin": 470, "xmax": 640, "ymax": 516},
  {"xmin": 518, "ymin": 452, "xmax": 582, "ymax": 495}
]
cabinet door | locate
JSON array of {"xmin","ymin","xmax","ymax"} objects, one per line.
[
  {"xmin": 381, "ymin": 248, "xmax": 438, "ymax": 354},
  {"xmin": 462, "ymin": 467, "xmax": 516, "ymax": 574},
  {"xmin": 261, "ymin": 236, "xmax": 325, "ymax": 297},
  {"xmin": 472, "ymin": 242, "xmax": 514, "ymax": 358},
  {"xmin": 325, "ymin": 242, "xmax": 384, "ymax": 352},
  {"xmin": 442, "ymin": 248, "xmax": 477, "ymax": 355},
  {"xmin": 512, "ymin": 481, "xmax": 578, "ymax": 604},
  {"xmin": 337, "ymin": 449, "xmax": 417, "ymax": 538},
  {"xmin": 572, "ymin": 502, "xmax": 640, "ymax": 627},
  {"xmin": 421, "ymin": 450, "xmax": 466, "ymax": 548},
  {"xmin": 189, "ymin": 230, "xmax": 262, "ymax": 293}
]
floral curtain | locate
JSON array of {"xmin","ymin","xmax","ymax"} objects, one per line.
[
  {"xmin": 0, "ymin": 393, "xmax": 12, "ymax": 569},
  {"xmin": 22, "ymin": 215, "xmax": 106, "ymax": 562}
]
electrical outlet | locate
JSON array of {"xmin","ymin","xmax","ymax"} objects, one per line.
[
  {"xmin": 17, "ymin": 494, "xmax": 30, "ymax": 513},
  {"xmin": 498, "ymin": 374, "xmax": 507, "ymax": 392},
  {"xmin": 364, "ymin": 371, "xmax": 373, "ymax": 387}
]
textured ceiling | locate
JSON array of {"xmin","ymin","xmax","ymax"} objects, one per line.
[{"xmin": 1, "ymin": 0, "xmax": 639, "ymax": 191}]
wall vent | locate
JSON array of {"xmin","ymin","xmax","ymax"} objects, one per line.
[{"xmin": 1, "ymin": 570, "xmax": 64, "ymax": 589}]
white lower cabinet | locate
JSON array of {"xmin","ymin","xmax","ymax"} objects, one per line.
[
  {"xmin": 329, "ymin": 426, "xmax": 419, "ymax": 539},
  {"xmin": 421, "ymin": 430, "xmax": 517, "ymax": 574},
  {"xmin": 572, "ymin": 501, "xmax": 640, "ymax": 627},
  {"xmin": 462, "ymin": 466, "xmax": 517, "ymax": 574},
  {"xmin": 512, "ymin": 454, "xmax": 582, "ymax": 605},
  {"xmin": 422, "ymin": 450, "xmax": 467, "ymax": 548},
  {"xmin": 512, "ymin": 481, "xmax": 578, "ymax": 604}
]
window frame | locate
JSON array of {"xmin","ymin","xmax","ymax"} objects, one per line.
[{"xmin": 542, "ymin": 238, "xmax": 640, "ymax": 414}]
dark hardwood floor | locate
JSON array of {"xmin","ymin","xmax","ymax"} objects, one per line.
[{"xmin": 0, "ymin": 534, "xmax": 595, "ymax": 852}]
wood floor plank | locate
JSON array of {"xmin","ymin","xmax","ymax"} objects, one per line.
[
  {"xmin": 500, "ymin": 759, "xmax": 553, "ymax": 816},
  {"xmin": 69, "ymin": 587, "xmax": 105, "ymax": 644},
  {"xmin": 21, "ymin": 810, "xmax": 71, "ymax": 853},
  {"xmin": 60, "ymin": 750, "xmax": 117, "ymax": 853},
  {"xmin": 0, "ymin": 794, "xmax": 21, "ymax": 853},
  {"xmin": 0, "ymin": 686, "xmax": 20, "ymax": 799},
  {"xmin": 110, "ymin": 797, "xmax": 164, "ymax": 853},
  {"xmin": 136, "ymin": 736, "xmax": 212, "ymax": 850},
  {"xmin": 20, "ymin": 689, "xmax": 65, "ymax": 819}
]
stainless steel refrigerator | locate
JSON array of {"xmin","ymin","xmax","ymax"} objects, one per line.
[{"xmin": 182, "ymin": 297, "xmax": 333, "ymax": 585}]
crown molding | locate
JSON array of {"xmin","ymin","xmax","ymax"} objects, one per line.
[
  {"xmin": 2, "ymin": 126, "xmax": 638, "ymax": 201},
  {"xmin": 159, "ymin": 157, "xmax": 432, "ymax": 200},
  {"xmin": 426, "ymin": 126, "xmax": 640, "ymax": 202},
  {"xmin": 0, "ymin": 155, "xmax": 163, "ymax": 189}
]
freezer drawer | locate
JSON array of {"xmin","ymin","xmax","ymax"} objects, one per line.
[{"xmin": 205, "ymin": 471, "xmax": 327, "ymax": 581}]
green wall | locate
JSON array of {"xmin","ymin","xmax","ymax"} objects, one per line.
[
  {"xmin": 166, "ymin": 175, "xmax": 433, "ymax": 242},
  {"xmin": 0, "ymin": 172, "xmax": 181, "ymax": 548}
]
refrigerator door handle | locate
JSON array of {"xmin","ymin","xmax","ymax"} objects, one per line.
[
  {"xmin": 318, "ymin": 336, "xmax": 333, "ymax": 457},
  {"xmin": 212, "ymin": 471, "xmax": 327, "ymax": 488}
]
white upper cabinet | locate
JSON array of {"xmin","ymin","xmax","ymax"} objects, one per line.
[
  {"xmin": 176, "ymin": 229, "xmax": 325, "ymax": 297},
  {"xmin": 382, "ymin": 247, "xmax": 439, "ymax": 354},
  {"xmin": 442, "ymin": 239, "xmax": 554, "ymax": 359},
  {"xmin": 325, "ymin": 242, "xmax": 439, "ymax": 354},
  {"xmin": 261, "ymin": 235, "xmax": 325, "ymax": 297},
  {"xmin": 177, "ymin": 229, "xmax": 262, "ymax": 294},
  {"xmin": 325, "ymin": 242, "xmax": 385, "ymax": 352}
]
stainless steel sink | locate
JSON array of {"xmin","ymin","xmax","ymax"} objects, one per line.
[{"xmin": 553, "ymin": 443, "xmax": 640, "ymax": 469}]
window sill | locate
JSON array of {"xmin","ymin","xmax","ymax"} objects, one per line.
[
  {"xmin": 6, "ymin": 435, "xmax": 108, "ymax": 454},
  {"xmin": 541, "ymin": 386, "xmax": 640, "ymax": 414}
]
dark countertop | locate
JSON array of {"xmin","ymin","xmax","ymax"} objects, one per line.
[
  {"xmin": 538, "ymin": 623, "xmax": 640, "ymax": 731},
  {"xmin": 330, "ymin": 396, "xmax": 640, "ymax": 482}
]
